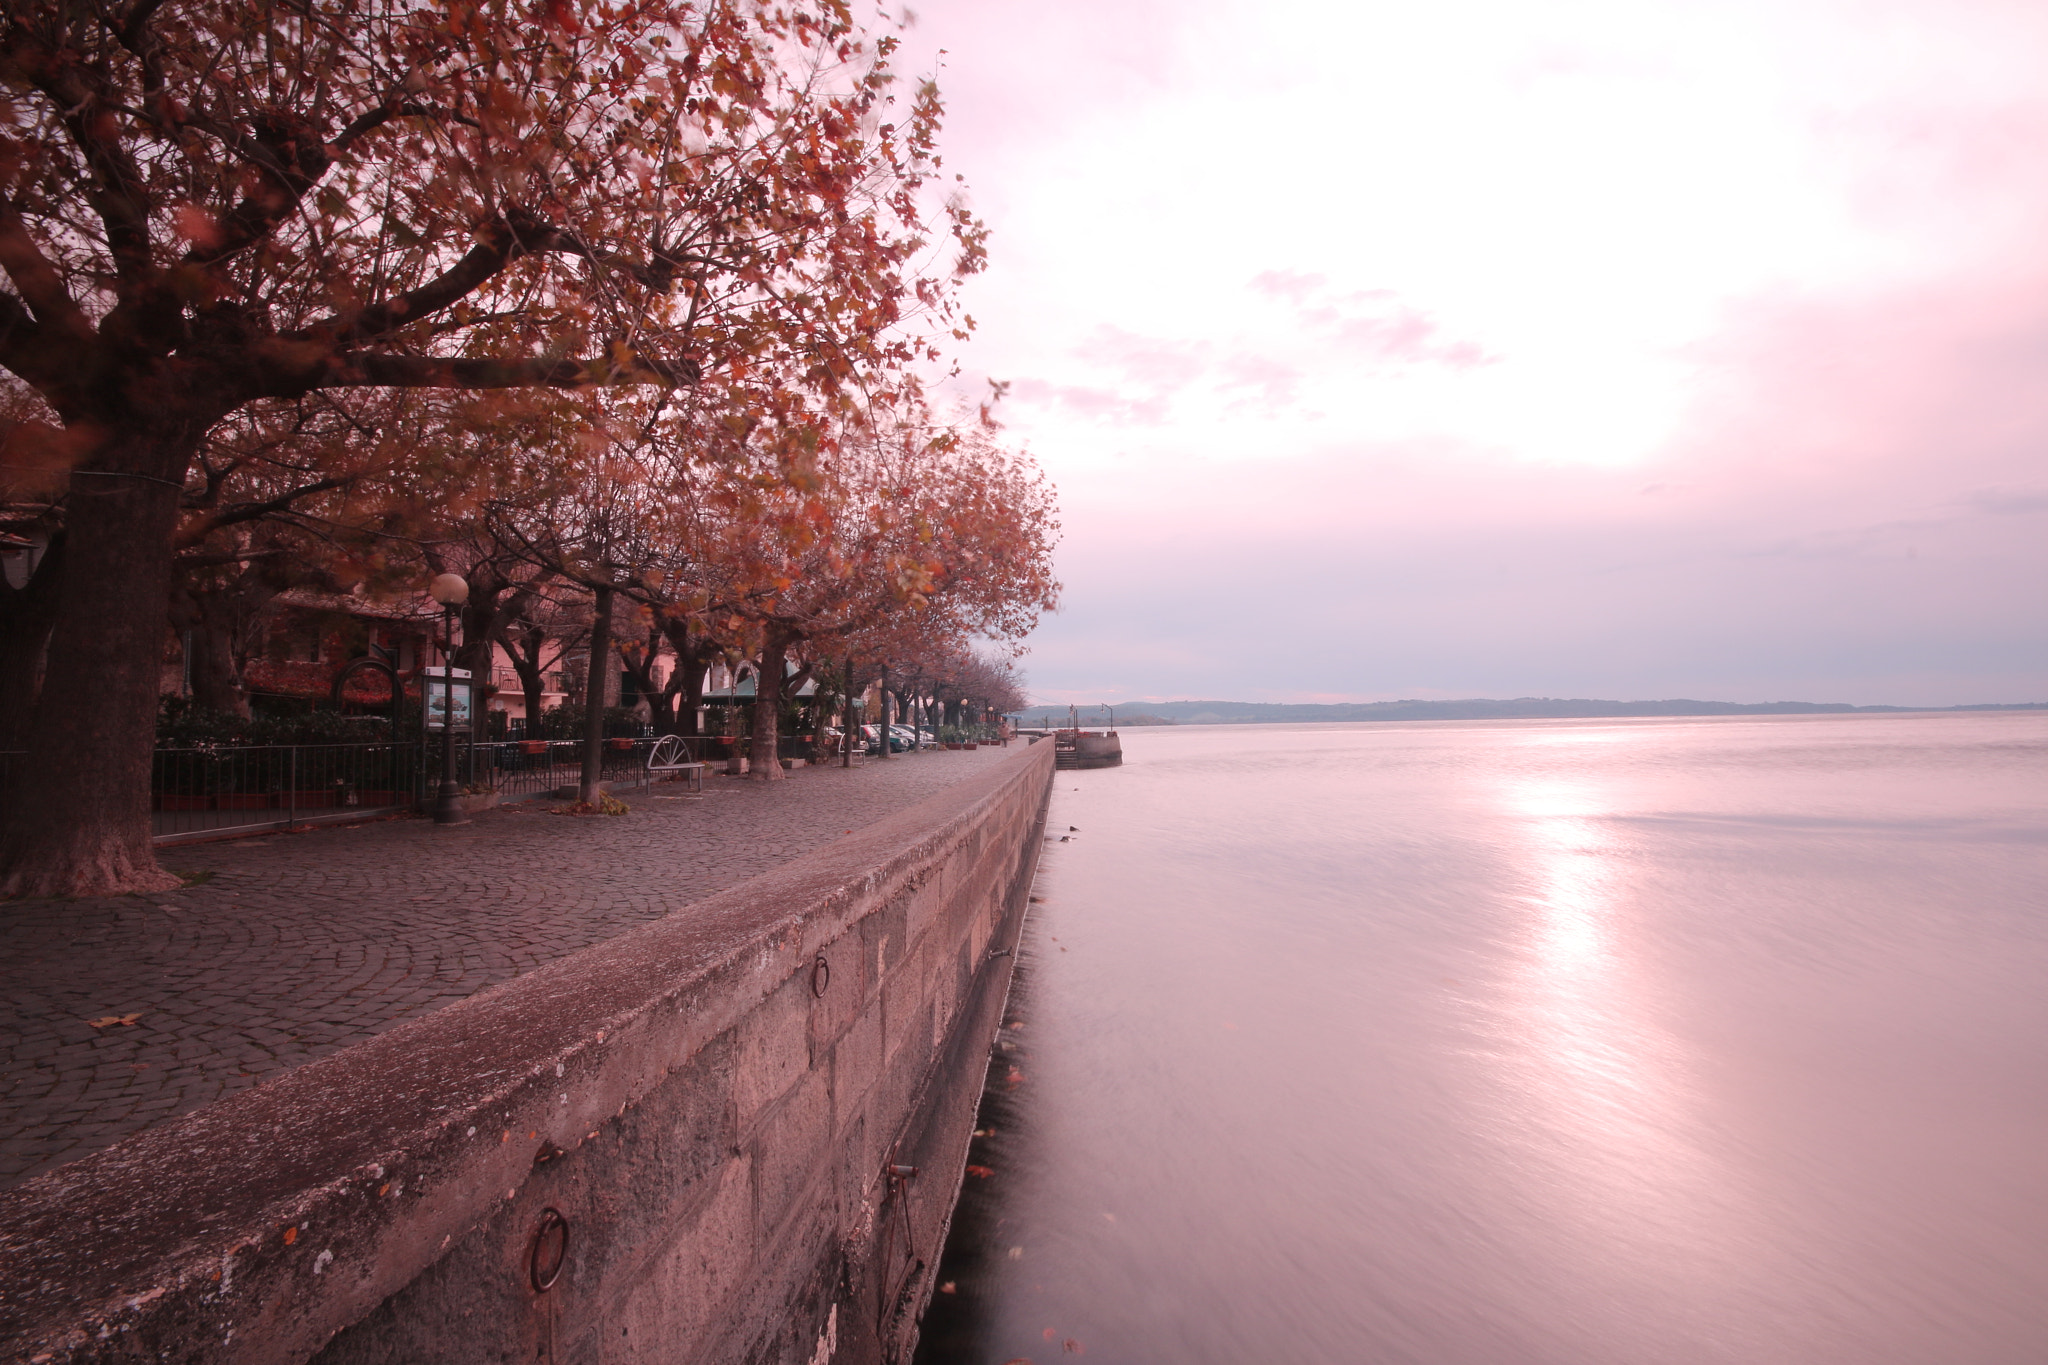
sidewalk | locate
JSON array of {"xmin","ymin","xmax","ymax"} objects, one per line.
[{"xmin": 0, "ymin": 748, "xmax": 1017, "ymax": 1188}]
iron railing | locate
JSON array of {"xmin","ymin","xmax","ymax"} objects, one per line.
[
  {"xmin": 458, "ymin": 737, "xmax": 670, "ymax": 800},
  {"xmin": 0, "ymin": 735, "xmax": 689, "ymax": 846},
  {"xmin": 150, "ymin": 741, "xmax": 426, "ymax": 840}
]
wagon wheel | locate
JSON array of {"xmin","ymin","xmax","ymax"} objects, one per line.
[{"xmin": 647, "ymin": 735, "xmax": 692, "ymax": 772}]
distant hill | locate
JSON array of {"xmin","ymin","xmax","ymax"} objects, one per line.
[{"xmin": 1013, "ymin": 698, "xmax": 2047, "ymax": 725}]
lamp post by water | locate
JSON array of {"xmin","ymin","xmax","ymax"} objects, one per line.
[{"xmin": 429, "ymin": 572, "xmax": 471, "ymax": 826}]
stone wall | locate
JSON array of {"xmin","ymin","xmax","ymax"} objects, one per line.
[{"xmin": 0, "ymin": 740, "xmax": 1054, "ymax": 1365}]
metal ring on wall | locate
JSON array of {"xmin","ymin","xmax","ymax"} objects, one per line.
[
  {"xmin": 529, "ymin": 1207, "xmax": 569, "ymax": 1293},
  {"xmin": 811, "ymin": 954, "xmax": 831, "ymax": 997}
]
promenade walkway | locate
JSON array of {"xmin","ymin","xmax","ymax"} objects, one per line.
[{"xmin": 0, "ymin": 748, "xmax": 1016, "ymax": 1189}]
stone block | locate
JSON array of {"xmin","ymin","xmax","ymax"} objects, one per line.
[
  {"xmin": 858, "ymin": 898, "xmax": 908, "ymax": 995},
  {"xmin": 730, "ymin": 975, "xmax": 814, "ymax": 1130},
  {"xmin": 750, "ymin": 1063, "xmax": 835, "ymax": 1244},
  {"xmin": 805, "ymin": 929, "xmax": 866, "ymax": 1056},
  {"xmin": 600, "ymin": 1157, "xmax": 756, "ymax": 1363},
  {"xmin": 829, "ymin": 999, "xmax": 887, "ymax": 1124}
]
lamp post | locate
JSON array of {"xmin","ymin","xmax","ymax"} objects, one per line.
[{"xmin": 429, "ymin": 572, "xmax": 471, "ymax": 826}]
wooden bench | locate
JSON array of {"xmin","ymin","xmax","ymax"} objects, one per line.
[{"xmin": 645, "ymin": 736, "xmax": 709, "ymax": 793}]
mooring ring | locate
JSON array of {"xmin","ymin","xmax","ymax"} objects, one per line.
[
  {"xmin": 529, "ymin": 1207, "xmax": 569, "ymax": 1293},
  {"xmin": 811, "ymin": 954, "xmax": 831, "ymax": 998}
]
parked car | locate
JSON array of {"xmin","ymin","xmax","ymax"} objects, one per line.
[{"xmin": 862, "ymin": 724, "xmax": 908, "ymax": 754}]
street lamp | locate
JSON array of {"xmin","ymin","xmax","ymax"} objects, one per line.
[{"xmin": 429, "ymin": 572, "xmax": 471, "ymax": 826}]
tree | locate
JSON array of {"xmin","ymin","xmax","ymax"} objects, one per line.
[
  {"xmin": 0, "ymin": 0, "xmax": 979, "ymax": 894},
  {"xmin": 166, "ymin": 387, "xmax": 440, "ymax": 716},
  {"xmin": 701, "ymin": 406, "xmax": 1060, "ymax": 778}
]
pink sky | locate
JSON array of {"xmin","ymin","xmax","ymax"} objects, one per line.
[{"xmin": 895, "ymin": 0, "xmax": 2048, "ymax": 706}]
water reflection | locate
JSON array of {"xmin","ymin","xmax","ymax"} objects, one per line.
[
  {"xmin": 1490, "ymin": 771, "xmax": 1781, "ymax": 1354},
  {"xmin": 917, "ymin": 714, "xmax": 2048, "ymax": 1365}
]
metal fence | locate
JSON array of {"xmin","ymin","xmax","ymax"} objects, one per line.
[
  {"xmin": 151, "ymin": 742, "xmax": 426, "ymax": 840},
  {"xmin": 456, "ymin": 737, "xmax": 670, "ymax": 800},
  {"xmin": 0, "ymin": 735, "xmax": 688, "ymax": 846}
]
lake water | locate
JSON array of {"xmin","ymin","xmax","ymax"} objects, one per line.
[{"xmin": 914, "ymin": 712, "xmax": 2048, "ymax": 1364}]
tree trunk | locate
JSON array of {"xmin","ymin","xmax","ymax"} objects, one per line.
[
  {"xmin": 876, "ymin": 667, "xmax": 891, "ymax": 760},
  {"xmin": 724, "ymin": 700, "xmax": 747, "ymax": 777},
  {"xmin": 182, "ymin": 599, "xmax": 252, "ymax": 717},
  {"xmin": 658, "ymin": 615, "xmax": 716, "ymax": 740},
  {"xmin": 0, "ymin": 533, "xmax": 64, "ymax": 755},
  {"xmin": 618, "ymin": 627, "xmax": 670, "ymax": 732},
  {"xmin": 748, "ymin": 632, "xmax": 792, "ymax": 782},
  {"xmin": 501, "ymin": 625, "xmax": 550, "ymax": 735},
  {"xmin": 579, "ymin": 587, "xmax": 613, "ymax": 803},
  {"xmin": 454, "ymin": 587, "xmax": 508, "ymax": 723},
  {"xmin": 842, "ymin": 658, "xmax": 854, "ymax": 767},
  {"xmin": 0, "ymin": 441, "xmax": 190, "ymax": 898}
]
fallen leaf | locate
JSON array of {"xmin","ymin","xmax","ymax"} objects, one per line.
[
  {"xmin": 939, "ymin": 1281, "xmax": 956, "ymax": 1294},
  {"xmin": 282, "ymin": 1227, "xmax": 297, "ymax": 1246},
  {"xmin": 1043, "ymin": 1328, "xmax": 1057, "ymax": 1341},
  {"xmin": 1063, "ymin": 1339, "xmax": 1084, "ymax": 1354},
  {"xmin": 966, "ymin": 1165, "xmax": 995, "ymax": 1179},
  {"xmin": 85, "ymin": 1013, "xmax": 142, "ymax": 1029},
  {"xmin": 1008, "ymin": 1246, "xmax": 1024, "ymax": 1260}
]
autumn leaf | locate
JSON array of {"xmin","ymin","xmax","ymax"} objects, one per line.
[
  {"xmin": 965, "ymin": 1165, "xmax": 994, "ymax": 1179},
  {"xmin": 86, "ymin": 1014, "xmax": 142, "ymax": 1029}
]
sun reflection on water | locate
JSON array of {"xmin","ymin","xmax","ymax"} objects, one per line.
[{"xmin": 1487, "ymin": 766, "xmax": 1797, "ymax": 1352}]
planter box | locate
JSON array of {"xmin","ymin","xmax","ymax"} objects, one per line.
[
  {"xmin": 944, "ymin": 742, "xmax": 962, "ymax": 751},
  {"xmin": 154, "ymin": 794, "xmax": 213, "ymax": 812},
  {"xmin": 353, "ymin": 790, "xmax": 402, "ymax": 808},
  {"xmin": 606, "ymin": 739, "xmax": 635, "ymax": 751},
  {"xmin": 216, "ymin": 793, "xmax": 274, "ymax": 811},
  {"xmin": 965, "ymin": 743, "xmax": 978, "ymax": 750},
  {"xmin": 519, "ymin": 741, "xmax": 549, "ymax": 755},
  {"xmin": 286, "ymin": 791, "xmax": 339, "ymax": 809}
]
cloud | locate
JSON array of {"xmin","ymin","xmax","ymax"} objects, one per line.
[
  {"xmin": 1006, "ymin": 377, "xmax": 1170, "ymax": 426},
  {"xmin": 1963, "ymin": 484, "xmax": 2048, "ymax": 515},
  {"xmin": 1071, "ymin": 326, "xmax": 1211, "ymax": 388},
  {"xmin": 1257, "ymin": 274, "xmax": 1498, "ymax": 371},
  {"xmin": 1249, "ymin": 269, "xmax": 1327, "ymax": 302}
]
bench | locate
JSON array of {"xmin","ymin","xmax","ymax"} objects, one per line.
[{"xmin": 645, "ymin": 736, "xmax": 709, "ymax": 793}]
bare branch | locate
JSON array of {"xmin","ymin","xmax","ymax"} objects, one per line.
[
  {"xmin": 0, "ymin": 208, "xmax": 91, "ymax": 341},
  {"xmin": 258, "ymin": 347, "xmax": 698, "ymax": 397}
]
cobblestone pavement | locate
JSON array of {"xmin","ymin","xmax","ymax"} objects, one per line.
[{"xmin": 0, "ymin": 748, "xmax": 1016, "ymax": 1188}]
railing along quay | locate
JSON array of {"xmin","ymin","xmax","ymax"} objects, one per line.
[{"xmin": 0, "ymin": 736, "xmax": 679, "ymax": 846}]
